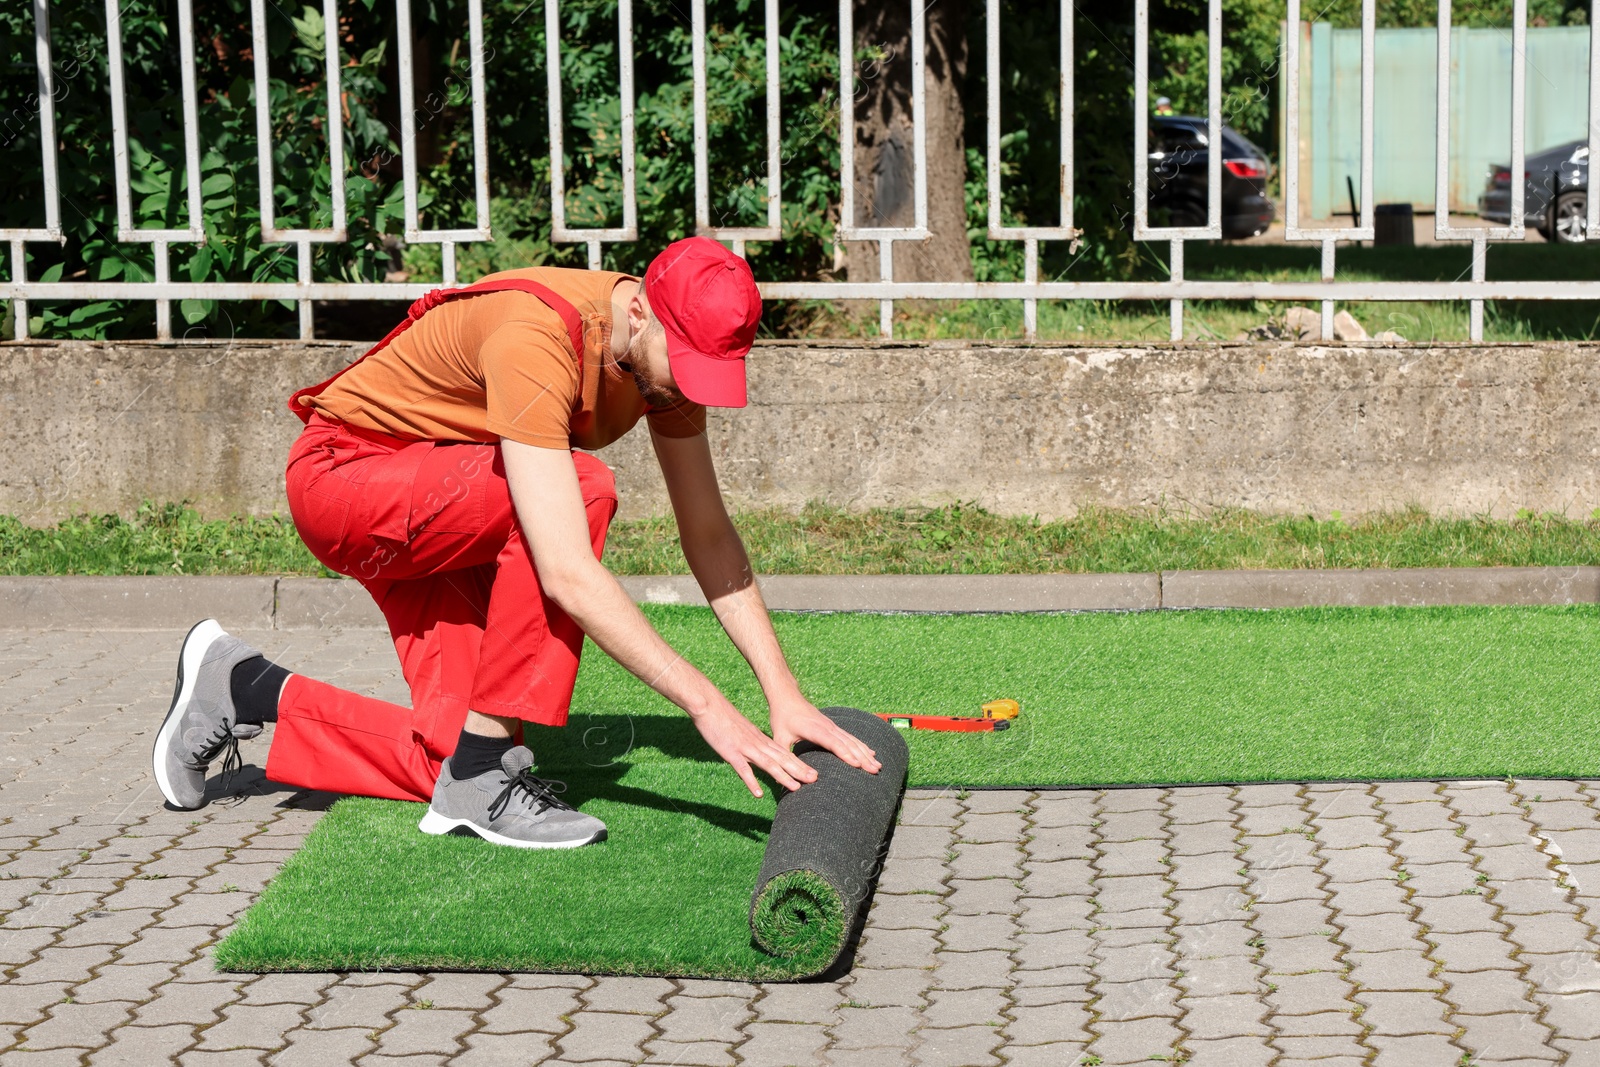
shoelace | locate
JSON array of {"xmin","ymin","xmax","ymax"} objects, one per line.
[
  {"xmin": 488, "ymin": 767, "xmax": 572, "ymax": 821},
  {"xmin": 194, "ymin": 721, "xmax": 244, "ymax": 791}
]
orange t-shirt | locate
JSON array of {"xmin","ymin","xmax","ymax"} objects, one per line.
[{"xmin": 303, "ymin": 267, "xmax": 706, "ymax": 450}]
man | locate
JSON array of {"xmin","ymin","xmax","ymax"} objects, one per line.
[{"xmin": 151, "ymin": 237, "xmax": 880, "ymax": 848}]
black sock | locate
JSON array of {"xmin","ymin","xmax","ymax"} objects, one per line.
[
  {"xmin": 230, "ymin": 656, "xmax": 290, "ymax": 725},
  {"xmin": 451, "ymin": 727, "xmax": 516, "ymax": 779}
]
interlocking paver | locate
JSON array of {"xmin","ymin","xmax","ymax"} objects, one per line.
[
  {"xmin": 867, "ymin": 894, "xmax": 945, "ymax": 930},
  {"xmin": 1011, "ymin": 929, "xmax": 1092, "ymax": 970},
  {"xmin": 1453, "ymin": 1012, "xmax": 1559, "ymax": 1061},
  {"xmin": 1093, "ymin": 874, "xmax": 1169, "ymax": 914},
  {"xmin": 303, "ymin": 984, "xmax": 411, "ymax": 1030},
  {"xmin": 928, "ymin": 948, "xmax": 1013, "ymax": 990},
  {"xmin": 1258, "ymin": 934, "xmax": 1342, "ymax": 974},
  {"xmin": 1167, "ymin": 851, "xmax": 1247, "ymax": 890},
  {"xmin": 556, "ymin": 1017, "xmax": 656, "ymax": 1062},
  {"xmin": 1248, "ymin": 899, "xmax": 1331, "ymax": 939},
  {"xmin": 734, "ymin": 1021, "xmax": 828, "ymax": 1066},
  {"xmin": 1498, "ymin": 911, "xmax": 1595, "ymax": 953},
  {"xmin": 1343, "ymin": 949, "xmax": 1446, "ymax": 991},
  {"xmin": 1095, "ymin": 811, "xmax": 1167, "ymax": 843},
  {"xmin": 998, "ymin": 1043, "xmax": 1092, "ymax": 1067},
  {"xmin": 1092, "ymin": 942, "xmax": 1177, "ymax": 983},
  {"xmin": 1327, "ymin": 878, "xmax": 1411, "ymax": 916},
  {"xmin": 131, "ymin": 978, "xmax": 240, "ymax": 1027},
  {"xmin": 1310, "ymin": 817, "xmax": 1390, "ymax": 849},
  {"xmin": 476, "ymin": 985, "xmax": 580, "ymax": 1034},
  {"xmin": 1023, "ymin": 826, "xmax": 1094, "ymax": 862},
  {"xmin": 576, "ymin": 977, "xmax": 672, "ymax": 1015},
  {"xmin": 640, "ymin": 1038, "xmax": 733, "ymax": 1066},
  {"xmin": 1272, "ymin": 1034, "xmax": 1368, "ymax": 1060},
  {"xmin": 748, "ymin": 985, "xmax": 838, "ymax": 1024},
  {"xmin": 948, "ymin": 841, "xmax": 1022, "ymax": 879},
  {"xmin": 855, "ymin": 926, "xmax": 940, "ymax": 968},
  {"xmin": 88, "ymin": 1022, "xmax": 196, "ymax": 1065},
  {"xmin": 922, "ymin": 988, "xmax": 1007, "ymax": 1028},
  {"xmin": 195, "ymin": 1002, "xmax": 308, "ymax": 1052},
  {"xmin": 1177, "ymin": 955, "xmax": 1261, "ymax": 996},
  {"xmin": 912, "ymin": 1024, "xmax": 1005, "ymax": 1067},
  {"xmin": 843, "ymin": 967, "xmax": 932, "ymax": 1008},
  {"xmin": 1249, "ymin": 867, "xmax": 1325, "ymax": 904},
  {"xmin": 1173, "ymin": 917, "xmax": 1257, "ymax": 958},
  {"xmin": 1272, "ymin": 1009, "xmax": 1364, "ymax": 1036},
  {"xmin": 828, "ymin": 1005, "xmax": 919, "ymax": 1049},
  {"xmin": 959, "ymin": 810, "xmax": 1026, "ymax": 843},
  {"xmin": 1086, "ymin": 1015, "xmax": 1185, "ymax": 1064},
  {"xmin": 1095, "ymin": 839, "xmax": 1168, "ymax": 877},
  {"xmin": 17, "ymin": 999, "xmax": 132, "ymax": 1050},
  {"xmin": 1353, "ymin": 990, "xmax": 1453, "ymax": 1035},
  {"xmin": 1013, "ymin": 895, "xmax": 1092, "ymax": 933},
  {"xmin": 1182, "ymin": 1035, "xmax": 1275, "ymax": 1067},
  {"xmin": 999, "ymin": 1001, "xmax": 1094, "ymax": 1047},
  {"xmin": 1338, "ymin": 912, "xmax": 1429, "ymax": 953},
  {"xmin": 942, "ymin": 879, "xmax": 1021, "ymax": 915},
  {"xmin": 73, "ymin": 961, "xmax": 178, "ymax": 1003},
  {"xmin": 1091, "ymin": 979, "xmax": 1181, "ymax": 1021},
  {"xmin": 1165, "ymin": 822, "xmax": 1240, "ymax": 856},
  {"xmin": 1520, "ymin": 950, "xmax": 1600, "ymax": 994},
  {"xmin": 366, "ymin": 1008, "xmax": 475, "ymax": 1057},
  {"xmin": 1427, "ymin": 931, "xmax": 1522, "ymax": 970},
  {"xmin": 1535, "ymin": 990, "xmax": 1600, "ymax": 1039},
  {"xmin": 0, "ymin": 981, "xmax": 69, "ymax": 1026},
  {"xmin": 1179, "ymin": 993, "xmax": 1271, "ymax": 1038},
  {"xmin": 652, "ymin": 995, "xmax": 750, "ymax": 1044}
]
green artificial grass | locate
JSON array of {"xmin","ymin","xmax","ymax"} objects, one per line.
[{"xmin": 218, "ymin": 604, "xmax": 1600, "ymax": 976}]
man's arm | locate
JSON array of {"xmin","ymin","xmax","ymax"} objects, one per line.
[
  {"xmin": 499, "ymin": 437, "xmax": 819, "ymax": 797},
  {"xmin": 650, "ymin": 428, "xmax": 880, "ymax": 774}
]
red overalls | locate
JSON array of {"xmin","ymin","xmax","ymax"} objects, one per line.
[{"xmin": 269, "ymin": 281, "xmax": 618, "ymax": 803}]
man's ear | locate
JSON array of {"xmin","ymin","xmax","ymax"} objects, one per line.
[{"xmin": 627, "ymin": 291, "xmax": 651, "ymax": 334}]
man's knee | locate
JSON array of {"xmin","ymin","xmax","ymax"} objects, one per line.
[{"xmin": 570, "ymin": 451, "xmax": 618, "ymax": 508}]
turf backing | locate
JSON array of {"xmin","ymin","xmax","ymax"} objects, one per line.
[{"xmin": 218, "ymin": 605, "xmax": 1600, "ymax": 976}]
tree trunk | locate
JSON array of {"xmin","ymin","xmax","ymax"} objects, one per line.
[{"xmin": 845, "ymin": 0, "xmax": 974, "ymax": 284}]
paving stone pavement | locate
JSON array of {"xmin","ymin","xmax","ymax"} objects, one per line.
[{"xmin": 2, "ymin": 626, "xmax": 1599, "ymax": 1065}]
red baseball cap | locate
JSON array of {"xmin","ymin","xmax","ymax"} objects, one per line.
[{"xmin": 643, "ymin": 237, "xmax": 761, "ymax": 408}]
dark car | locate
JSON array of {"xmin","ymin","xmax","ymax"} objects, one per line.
[
  {"xmin": 1478, "ymin": 139, "xmax": 1589, "ymax": 243},
  {"xmin": 1147, "ymin": 116, "xmax": 1276, "ymax": 239}
]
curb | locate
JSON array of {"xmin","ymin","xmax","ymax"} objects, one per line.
[{"xmin": 2, "ymin": 567, "xmax": 1598, "ymax": 630}]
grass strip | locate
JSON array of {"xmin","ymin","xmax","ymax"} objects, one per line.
[
  {"xmin": 7, "ymin": 501, "xmax": 1600, "ymax": 577},
  {"xmin": 219, "ymin": 604, "xmax": 1600, "ymax": 976}
]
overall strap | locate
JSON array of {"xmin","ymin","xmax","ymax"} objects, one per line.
[{"xmin": 288, "ymin": 278, "xmax": 589, "ymax": 424}]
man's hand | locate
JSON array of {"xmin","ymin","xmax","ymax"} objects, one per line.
[
  {"xmin": 768, "ymin": 694, "xmax": 883, "ymax": 775},
  {"xmin": 689, "ymin": 702, "xmax": 820, "ymax": 798}
]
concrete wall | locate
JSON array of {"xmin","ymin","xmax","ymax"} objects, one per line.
[{"xmin": 3, "ymin": 338, "xmax": 1597, "ymax": 525}]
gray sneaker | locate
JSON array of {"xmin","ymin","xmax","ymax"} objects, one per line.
[
  {"xmin": 151, "ymin": 619, "xmax": 265, "ymax": 810},
  {"xmin": 419, "ymin": 747, "xmax": 607, "ymax": 849}
]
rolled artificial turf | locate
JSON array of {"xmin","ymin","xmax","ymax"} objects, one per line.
[
  {"xmin": 749, "ymin": 708, "xmax": 909, "ymax": 962},
  {"xmin": 217, "ymin": 604, "xmax": 1600, "ymax": 977}
]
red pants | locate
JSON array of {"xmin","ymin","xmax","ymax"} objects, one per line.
[{"xmin": 271, "ymin": 412, "xmax": 618, "ymax": 802}]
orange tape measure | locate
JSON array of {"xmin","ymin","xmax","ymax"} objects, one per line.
[{"xmin": 876, "ymin": 699, "xmax": 1020, "ymax": 733}]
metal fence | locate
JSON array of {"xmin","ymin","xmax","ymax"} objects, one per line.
[{"xmin": 4, "ymin": 0, "xmax": 1598, "ymax": 344}]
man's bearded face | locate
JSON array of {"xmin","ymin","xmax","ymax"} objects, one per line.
[{"xmin": 622, "ymin": 319, "xmax": 682, "ymax": 408}]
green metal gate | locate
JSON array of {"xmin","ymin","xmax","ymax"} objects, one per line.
[{"xmin": 1283, "ymin": 22, "xmax": 1592, "ymax": 217}]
